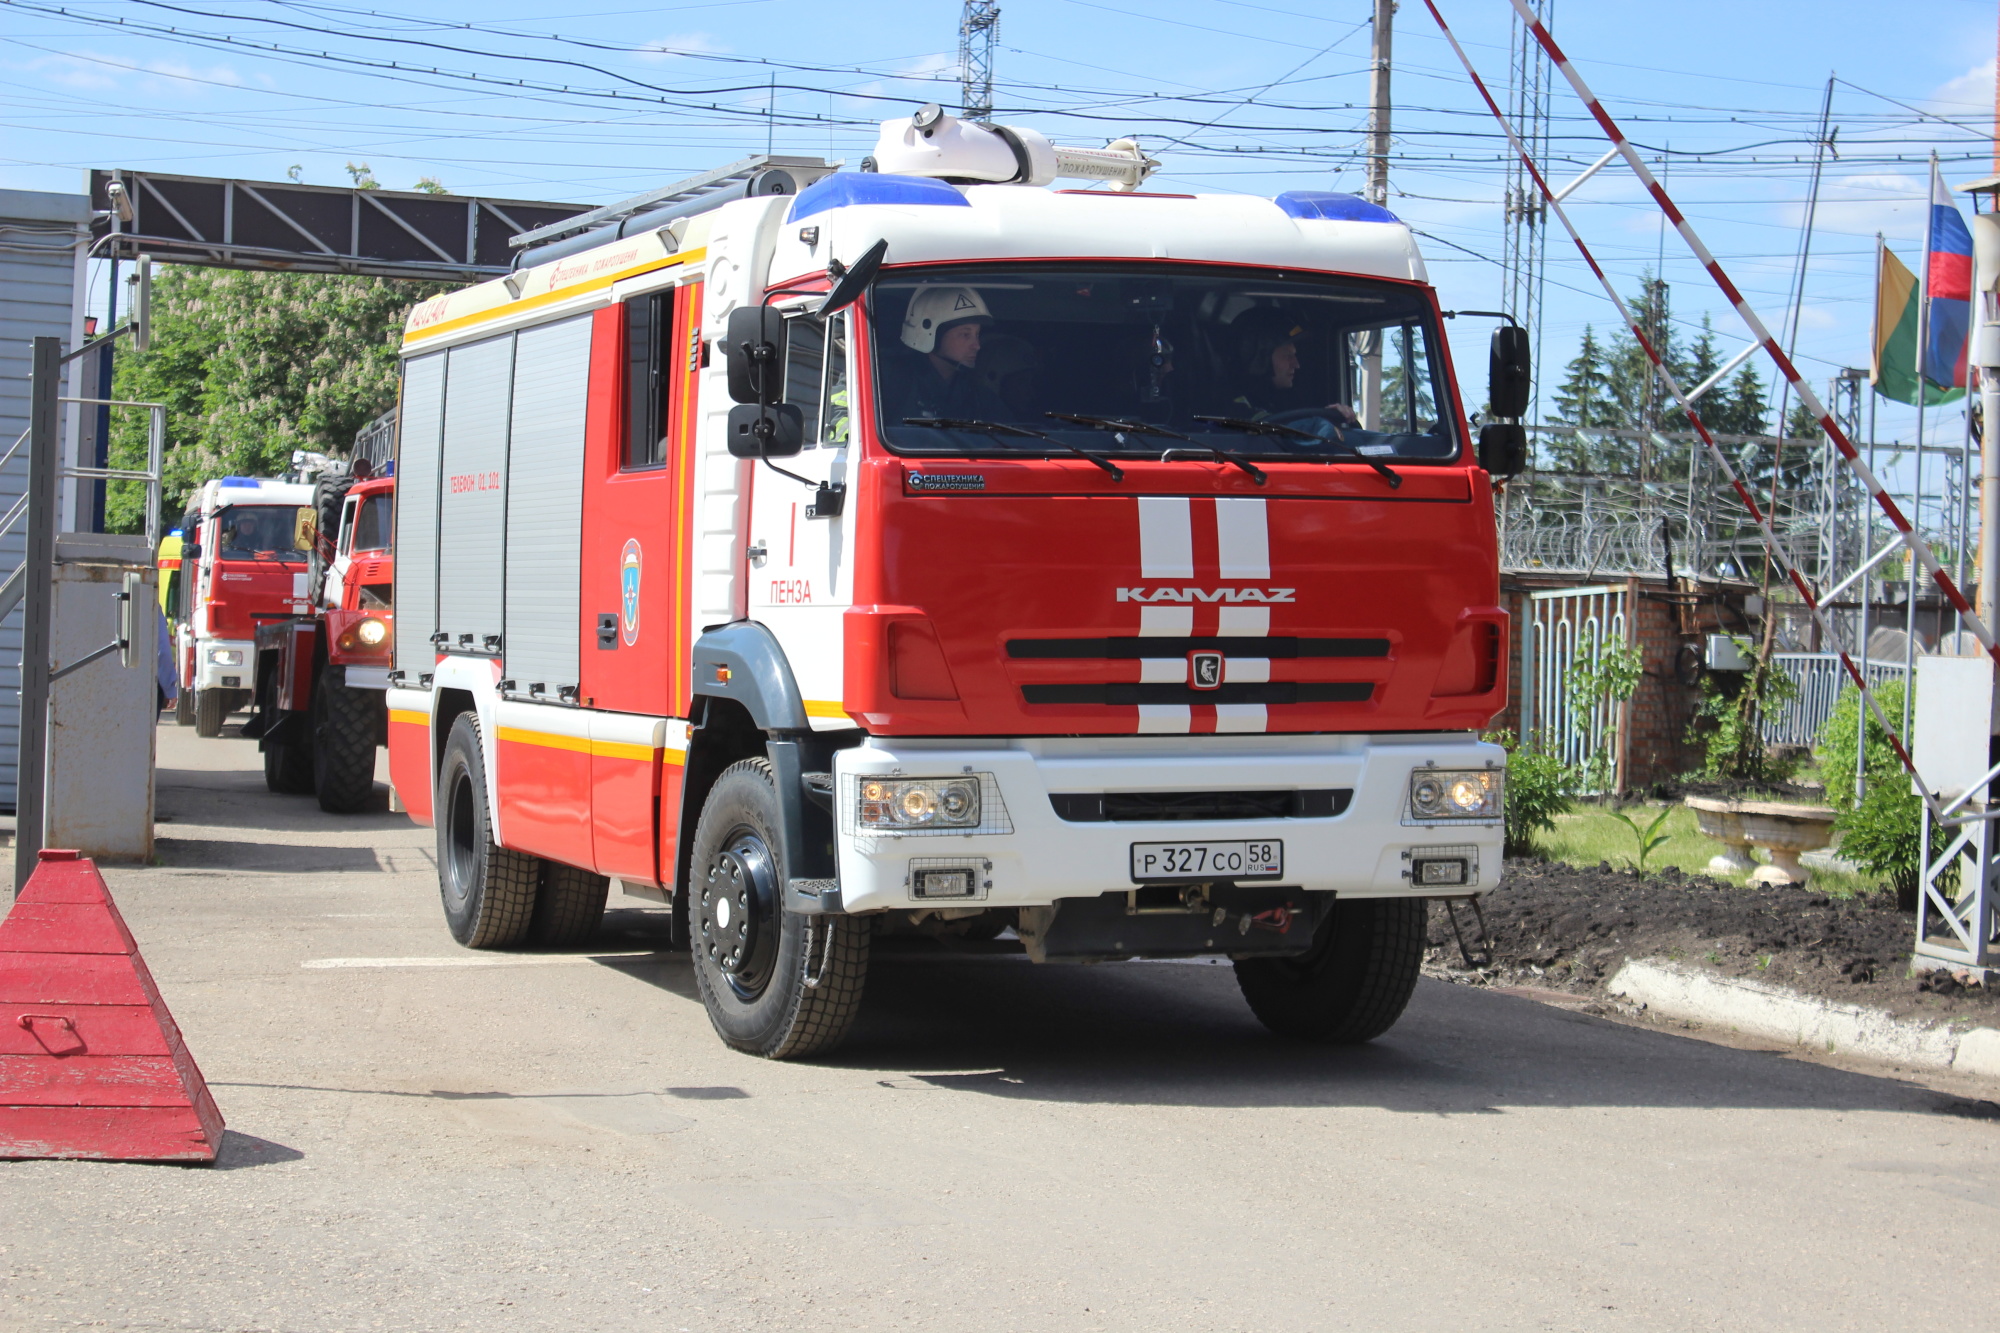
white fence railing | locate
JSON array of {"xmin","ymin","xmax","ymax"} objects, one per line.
[{"xmin": 1762, "ymin": 653, "xmax": 1908, "ymax": 749}]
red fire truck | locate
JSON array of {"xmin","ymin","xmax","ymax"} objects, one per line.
[
  {"xmin": 248, "ymin": 472, "xmax": 395, "ymax": 812},
  {"xmin": 387, "ymin": 108, "xmax": 1525, "ymax": 1058},
  {"xmin": 169, "ymin": 476, "xmax": 315, "ymax": 737}
]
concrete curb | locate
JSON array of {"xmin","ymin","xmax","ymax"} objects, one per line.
[{"xmin": 1606, "ymin": 958, "xmax": 2000, "ymax": 1079}]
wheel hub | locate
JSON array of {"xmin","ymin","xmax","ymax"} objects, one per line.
[{"xmin": 698, "ymin": 828, "xmax": 779, "ymax": 998}]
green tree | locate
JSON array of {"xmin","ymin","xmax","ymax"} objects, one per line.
[
  {"xmin": 1547, "ymin": 324, "xmax": 1622, "ymax": 471},
  {"xmin": 1706, "ymin": 362, "xmax": 1768, "ymax": 437},
  {"xmin": 107, "ymin": 266, "xmax": 457, "ymax": 530}
]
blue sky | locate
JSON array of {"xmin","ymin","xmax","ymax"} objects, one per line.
[{"xmin": 3, "ymin": 0, "xmax": 1993, "ymax": 468}]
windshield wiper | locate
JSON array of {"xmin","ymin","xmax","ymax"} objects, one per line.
[
  {"xmin": 1046, "ymin": 412, "xmax": 1265, "ymax": 483},
  {"xmin": 1158, "ymin": 446, "xmax": 1266, "ymax": 486},
  {"xmin": 1192, "ymin": 414, "xmax": 1402, "ymax": 490},
  {"xmin": 902, "ymin": 417, "xmax": 1124, "ymax": 481}
]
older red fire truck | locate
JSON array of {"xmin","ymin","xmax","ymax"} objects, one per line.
[{"xmin": 387, "ymin": 108, "xmax": 1525, "ymax": 1058}]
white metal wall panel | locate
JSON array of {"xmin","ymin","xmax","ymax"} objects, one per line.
[
  {"xmin": 0, "ymin": 189, "xmax": 90, "ymax": 808},
  {"xmin": 437, "ymin": 334, "xmax": 515, "ymax": 651},
  {"xmin": 503, "ymin": 315, "xmax": 591, "ymax": 692},
  {"xmin": 393, "ymin": 351, "xmax": 446, "ymax": 678}
]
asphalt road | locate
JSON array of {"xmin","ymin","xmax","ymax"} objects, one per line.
[{"xmin": 3, "ymin": 720, "xmax": 1998, "ymax": 1332}]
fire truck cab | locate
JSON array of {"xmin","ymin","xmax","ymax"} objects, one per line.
[
  {"xmin": 388, "ymin": 109, "xmax": 1522, "ymax": 1059},
  {"xmin": 170, "ymin": 476, "xmax": 314, "ymax": 737}
]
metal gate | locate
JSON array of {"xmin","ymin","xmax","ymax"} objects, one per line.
[{"xmin": 1520, "ymin": 583, "xmax": 1628, "ymax": 790}]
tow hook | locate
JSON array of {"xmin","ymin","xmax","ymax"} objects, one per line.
[{"xmin": 1210, "ymin": 905, "xmax": 1296, "ymax": 936}]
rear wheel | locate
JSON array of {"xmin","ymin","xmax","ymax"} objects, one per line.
[
  {"xmin": 261, "ymin": 723, "xmax": 315, "ymax": 794},
  {"xmin": 436, "ymin": 713, "xmax": 538, "ymax": 949},
  {"xmin": 1234, "ymin": 897, "xmax": 1426, "ymax": 1044},
  {"xmin": 528, "ymin": 861, "xmax": 610, "ymax": 948},
  {"xmin": 312, "ymin": 666, "xmax": 381, "ymax": 814},
  {"xmin": 193, "ymin": 687, "xmax": 229, "ymax": 738},
  {"xmin": 687, "ymin": 758, "xmax": 868, "ymax": 1059},
  {"xmin": 174, "ymin": 685, "xmax": 194, "ymax": 727}
]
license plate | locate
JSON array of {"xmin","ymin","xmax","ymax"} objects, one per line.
[{"xmin": 1130, "ymin": 840, "xmax": 1283, "ymax": 883}]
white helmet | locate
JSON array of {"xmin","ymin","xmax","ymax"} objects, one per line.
[{"xmin": 900, "ymin": 285, "xmax": 993, "ymax": 354}]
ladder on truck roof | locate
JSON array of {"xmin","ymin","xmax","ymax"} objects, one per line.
[{"xmin": 509, "ymin": 154, "xmax": 838, "ymax": 254}]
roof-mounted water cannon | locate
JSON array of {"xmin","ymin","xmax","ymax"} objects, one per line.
[{"xmin": 868, "ymin": 104, "xmax": 1159, "ymax": 192}]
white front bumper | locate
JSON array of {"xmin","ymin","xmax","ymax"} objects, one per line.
[
  {"xmin": 832, "ymin": 732, "xmax": 1504, "ymax": 914},
  {"xmin": 192, "ymin": 638, "xmax": 253, "ymax": 691}
]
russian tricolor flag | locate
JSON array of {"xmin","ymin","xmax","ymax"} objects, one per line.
[{"xmin": 1925, "ymin": 157, "xmax": 1973, "ymax": 390}]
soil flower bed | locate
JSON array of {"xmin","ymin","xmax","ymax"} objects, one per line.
[{"xmin": 1427, "ymin": 858, "xmax": 2000, "ymax": 1027}]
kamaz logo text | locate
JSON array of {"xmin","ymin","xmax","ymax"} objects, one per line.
[{"xmin": 1115, "ymin": 587, "xmax": 1296, "ymax": 604}]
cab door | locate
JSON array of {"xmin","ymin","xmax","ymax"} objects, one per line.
[{"xmin": 745, "ymin": 309, "xmax": 853, "ymax": 717}]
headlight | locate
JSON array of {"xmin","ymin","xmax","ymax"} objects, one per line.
[
  {"xmin": 207, "ymin": 648, "xmax": 243, "ymax": 666},
  {"xmin": 1408, "ymin": 768, "xmax": 1500, "ymax": 820},
  {"xmin": 859, "ymin": 778, "xmax": 982, "ymax": 830},
  {"xmin": 355, "ymin": 617, "xmax": 388, "ymax": 646}
]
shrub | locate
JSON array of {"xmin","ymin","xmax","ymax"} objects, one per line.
[
  {"xmin": 1687, "ymin": 636, "xmax": 1800, "ymax": 783},
  {"xmin": 1815, "ymin": 678, "xmax": 1908, "ymax": 812},
  {"xmin": 1486, "ymin": 729, "xmax": 1577, "ymax": 856},
  {"xmin": 1815, "ymin": 679, "xmax": 1930, "ymax": 909}
]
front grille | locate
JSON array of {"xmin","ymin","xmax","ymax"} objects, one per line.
[
  {"xmin": 1008, "ymin": 636, "xmax": 1389, "ymax": 659},
  {"xmin": 1021, "ymin": 682, "xmax": 1372, "ymax": 705},
  {"xmin": 1050, "ymin": 789, "xmax": 1353, "ymax": 822}
]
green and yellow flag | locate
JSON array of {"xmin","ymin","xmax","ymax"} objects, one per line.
[{"xmin": 1873, "ymin": 239, "xmax": 1964, "ymax": 406}]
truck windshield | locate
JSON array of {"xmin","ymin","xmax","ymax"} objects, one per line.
[
  {"xmin": 216, "ymin": 505, "xmax": 309, "ymax": 561},
  {"xmin": 868, "ymin": 264, "xmax": 1458, "ymax": 463},
  {"xmin": 350, "ymin": 494, "xmax": 392, "ymax": 554}
]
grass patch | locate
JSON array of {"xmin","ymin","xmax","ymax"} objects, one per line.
[{"xmin": 1530, "ymin": 801, "xmax": 1888, "ymax": 899}]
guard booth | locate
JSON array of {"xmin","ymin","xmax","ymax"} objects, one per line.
[{"xmin": 1913, "ymin": 654, "xmax": 2000, "ymax": 979}]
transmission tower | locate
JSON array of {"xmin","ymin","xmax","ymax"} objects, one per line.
[
  {"xmin": 1501, "ymin": 0, "xmax": 1554, "ymax": 424},
  {"xmin": 959, "ymin": 1, "xmax": 1000, "ymax": 122}
]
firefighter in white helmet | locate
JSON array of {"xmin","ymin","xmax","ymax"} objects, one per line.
[{"xmin": 896, "ymin": 284, "xmax": 1011, "ymax": 422}]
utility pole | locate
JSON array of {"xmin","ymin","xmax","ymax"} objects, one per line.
[
  {"xmin": 959, "ymin": 1, "xmax": 999, "ymax": 122},
  {"xmin": 1361, "ymin": 0, "xmax": 1394, "ymax": 428},
  {"xmin": 15, "ymin": 338, "xmax": 60, "ymax": 894},
  {"xmin": 1367, "ymin": 0, "xmax": 1394, "ymax": 207}
]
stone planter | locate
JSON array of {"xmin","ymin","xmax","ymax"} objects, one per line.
[{"xmin": 1684, "ymin": 796, "xmax": 1838, "ymax": 886}]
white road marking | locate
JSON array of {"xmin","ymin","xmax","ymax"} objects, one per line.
[
  {"xmin": 302, "ymin": 954, "xmax": 660, "ymax": 969},
  {"xmin": 1137, "ymin": 496, "xmax": 1193, "ymax": 579},
  {"xmin": 1213, "ymin": 498, "xmax": 1269, "ymax": 580}
]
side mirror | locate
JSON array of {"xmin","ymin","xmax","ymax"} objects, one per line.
[
  {"xmin": 1478, "ymin": 422, "xmax": 1528, "ymax": 478},
  {"xmin": 1488, "ymin": 324, "xmax": 1531, "ymax": 419},
  {"xmin": 819, "ymin": 239, "xmax": 889, "ymax": 317},
  {"xmin": 726, "ymin": 403, "xmax": 805, "ymax": 460},
  {"xmin": 183, "ymin": 541, "xmax": 202, "ymax": 564},
  {"xmin": 724, "ymin": 306, "xmax": 783, "ymax": 405}
]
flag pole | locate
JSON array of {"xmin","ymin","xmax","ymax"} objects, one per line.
[{"xmin": 1906, "ymin": 155, "xmax": 1941, "ymax": 739}]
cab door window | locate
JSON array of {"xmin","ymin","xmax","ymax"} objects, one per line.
[{"xmin": 623, "ymin": 290, "xmax": 674, "ymax": 470}]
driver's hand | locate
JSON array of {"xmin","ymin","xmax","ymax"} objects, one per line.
[{"xmin": 1324, "ymin": 404, "xmax": 1360, "ymax": 427}]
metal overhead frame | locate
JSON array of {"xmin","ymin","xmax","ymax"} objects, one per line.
[
  {"xmin": 958, "ymin": 0, "xmax": 1000, "ymax": 122},
  {"xmin": 508, "ymin": 155, "xmax": 836, "ymax": 254},
  {"xmin": 90, "ymin": 170, "xmax": 590, "ymax": 281}
]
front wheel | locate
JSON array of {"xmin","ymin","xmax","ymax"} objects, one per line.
[
  {"xmin": 686, "ymin": 758, "xmax": 868, "ymax": 1059},
  {"xmin": 312, "ymin": 666, "xmax": 381, "ymax": 813},
  {"xmin": 193, "ymin": 687, "xmax": 229, "ymax": 738},
  {"xmin": 436, "ymin": 712, "xmax": 539, "ymax": 948},
  {"xmin": 1234, "ymin": 897, "xmax": 1426, "ymax": 1044}
]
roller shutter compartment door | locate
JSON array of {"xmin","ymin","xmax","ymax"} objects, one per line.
[
  {"xmin": 503, "ymin": 315, "xmax": 591, "ymax": 696},
  {"xmin": 394, "ymin": 351, "xmax": 445, "ymax": 679},
  {"xmin": 437, "ymin": 333, "xmax": 515, "ymax": 654}
]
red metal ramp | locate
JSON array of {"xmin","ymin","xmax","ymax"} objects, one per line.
[{"xmin": 0, "ymin": 850, "xmax": 223, "ymax": 1162}]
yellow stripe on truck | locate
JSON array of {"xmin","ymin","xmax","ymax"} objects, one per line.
[
  {"xmin": 804, "ymin": 700, "xmax": 850, "ymax": 720},
  {"xmin": 388, "ymin": 709, "xmax": 428, "ymax": 727},
  {"xmin": 496, "ymin": 727, "xmax": 663, "ymax": 762},
  {"xmin": 402, "ymin": 248, "xmax": 708, "ymax": 346}
]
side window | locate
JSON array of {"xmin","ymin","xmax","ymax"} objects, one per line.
[
  {"xmin": 623, "ymin": 291, "xmax": 673, "ymax": 470},
  {"xmin": 823, "ymin": 313, "xmax": 850, "ymax": 446},
  {"xmin": 337, "ymin": 497, "xmax": 359, "ymax": 555},
  {"xmin": 783, "ymin": 316, "xmax": 825, "ymax": 446},
  {"xmin": 1346, "ymin": 322, "xmax": 1439, "ymax": 436}
]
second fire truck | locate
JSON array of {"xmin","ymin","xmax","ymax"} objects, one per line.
[{"xmin": 386, "ymin": 108, "xmax": 1524, "ymax": 1058}]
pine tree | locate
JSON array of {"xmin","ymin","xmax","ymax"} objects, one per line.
[
  {"xmin": 1548, "ymin": 324, "xmax": 1623, "ymax": 470},
  {"xmin": 1707, "ymin": 363, "xmax": 1768, "ymax": 437}
]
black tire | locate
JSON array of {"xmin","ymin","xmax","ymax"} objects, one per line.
[
  {"xmin": 436, "ymin": 712, "xmax": 539, "ymax": 949},
  {"xmin": 529, "ymin": 861, "xmax": 610, "ymax": 948},
  {"xmin": 313, "ymin": 666, "xmax": 381, "ymax": 814},
  {"xmin": 194, "ymin": 687, "xmax": 229, "ymax": 738},
  {"xmin": 687, "ymin": 758, "xmax": 868, "ymax": 1059},
  {"xmin": 1234, "ymin": 897, "xmax": 1426, "ymax": 1044},
  {"xmin": 262, "ymin": 724, "xmax": 316, "ymax": 794},
  {"xmin": 174, "ymin": 685, "xmax": 194, "ymax": 727}
]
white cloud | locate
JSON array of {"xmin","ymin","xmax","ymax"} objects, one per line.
[{"xmin": 1928, "ymin": 58, "xmax": 1996, "ymax": 115}]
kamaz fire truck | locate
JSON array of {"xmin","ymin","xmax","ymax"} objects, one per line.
[
  {"xmin": 247, "ymin": 470, "xmax": 396, "ymax": 812},
  {"xmin": 386, "ymin": 107, "xmax": 1527, "ymax": 1058},
  {"xmin": 169, "ymin": 476, "xmax": 315, "ymax": 737}
]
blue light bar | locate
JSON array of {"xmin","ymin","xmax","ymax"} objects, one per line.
[
  {"xmin": 788, "ymin": 173, "xmax": 972, "ymax": 223},
  {"xmin": 1273, "ymin": 191, "xmax": 1401, "ymax": 224}
]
